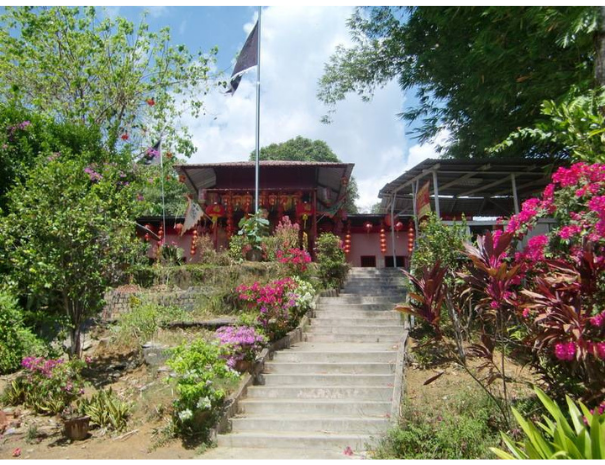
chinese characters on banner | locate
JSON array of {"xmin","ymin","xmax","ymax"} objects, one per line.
[{"xmin": 416, "ymin": 180, "xmax": 431, "ymax": 220}]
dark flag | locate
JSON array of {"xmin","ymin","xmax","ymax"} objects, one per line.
[
  {"xmin": 140, "ymin": 140, "xmax": 161, "ymax": 165},
  {"xmin": 226, "ymin": 21, "xmax": 259, "ymax": 95}
]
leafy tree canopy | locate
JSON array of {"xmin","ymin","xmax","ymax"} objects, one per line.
[
  {"xmin": 319, "ymin": 6, "xmax": 599, "ymax": 159},
  {"xmin": 0, "ymin": 6, "xmax": 218, "ymax": 156},
  {"xmin": 250, "ymin": 136, "xmax": 359, "ymax": 213}
]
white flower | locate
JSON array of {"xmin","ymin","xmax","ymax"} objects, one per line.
[
  {"xmin": 178, "ymin": 409, "xmax": 193, "ymax": 421},
  {"xmin": 196, "ymin": 396, "xmax": 212, "ymax": 410}
]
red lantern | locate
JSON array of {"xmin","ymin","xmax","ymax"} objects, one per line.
[
  {"xmin": 408, "ymin": 222, "xmax": 415, "ymax": 254},
  {"xmin": 384, "ymin": 215, "xmax": 392, "ymax": 227},
  {"xmin": 232, "ymin": 194, "xmax": 242, "ymax": 211},
  {"xmin": 144, "ymin": 233, "xmax": 151, "ymax": 242},
  {"xmin": 190, "ymin": 230, "xmax": 198, "ymax": 256},
  {"xmin": 379, "ymin": 227, "xmax": 387, "ymax": 254},
  {"xmin": 296, "ymin": 202, "xmax": 315, "ymax": 229},
  {"xmin": 223, "ymin": 193, "xmax": 232, "ymax": 208},
  {"xmin": 268, "ymin": 193, "xmax": 277, "ymax": 208},
  {"xmin": 364, "ymin": 222, "xmax": 373, "ymax": 234},
  {"xmin": 174, "ymin": 223, "xmax": 183, "ymax": 235},
  {"xmin": 395, "ymin": 221, "xmax": 404, "ymax": 232},
  {"xmin": 144, "ymin": 223, "xmax": 155, "ymax": 233},
  {"xmin": 206, "ymin": 203, "xmax": 225, "ymax": 228},
  {"xmin": 243, "ymin": 192, "xmax": 253, "ymax": 214},
  {"xmin": 343, "ymin": 232, "xmax": 351, "ymax": 254}
]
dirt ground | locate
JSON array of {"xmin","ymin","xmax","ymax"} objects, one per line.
[
  {"xmin": 404, "ymin": 335, "xmax": 539, "ymax": 418},
  {"xmin": 0, "ymin": 332, "xmax": 204, "ymax": 460}
]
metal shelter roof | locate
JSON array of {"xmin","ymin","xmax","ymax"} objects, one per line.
[
  {"xmin": 378, "ymin": 158, "xmax": 556, "ymax": 218},
  {"xmin": 174, "ymin": 161, "xmax": 354, "ymax": 200}
]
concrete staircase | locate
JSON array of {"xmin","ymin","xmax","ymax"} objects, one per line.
[{"xmin": 211, "ymin": 267, "xmax": 407, "ymax": 459}]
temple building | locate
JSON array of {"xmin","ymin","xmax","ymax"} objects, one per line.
[{"xmin": 138, "ymin": 158, "xmax": 557, "ymax": 269}]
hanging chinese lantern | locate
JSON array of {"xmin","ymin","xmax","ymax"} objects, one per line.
[
  {"xmin": 232, "ymin": 194, "xmax": 242, "ymax": 211},
  {"xmin": 364, "ymin": 221, "xmax": 373, "ymax": 234},
  {"xmin": 343, "ymin": 231, "xmax": 352, "ymax": 255},
  {"xmin": 243, "ymin": 192, "xmax": 253, "ymax": 214},
  {"xmin": 174, "ymin": 223, "xmax": 183, "ymax": 236},
  {"xmin": 408, "ymin": 221, "xmax": 415, "ymax": 254},
  {"xmin": 394, "ymin": 221, "xmax": 404, "ymax": 239},
  {"xmin": 293, "ymin": 191, "xmax": 303, "ymax": 207},
  {"xmin": 278, "ymin": 193, "xmax": 290, "ymax": 211},
  {"xmin": 380, "ymin": 226, "xmax": 387, "ymax": 254},
  {"xmin": 190, "ymin": 229, "xmax": 198, "ymax": 256},
  {"xmin": 259, "ymin": 191, "xmax": 267, "ymax": 208},
  {"xmin": 267, "ymin": 192, "xmax": 277, "ymax": 210},
  {"xmin": 206, "ymin": 203, "xmax": 225, "ymax": 229},
  {"xmin": 384, "ymin": 214, "xmax": 392, "ymax": 227},
  {"xmin": 157, "ymin": 224, "xmax": 164, "ymax": 241},
  {"xmin": 296, "ymin": 201, "xmax": 315, "ymax": 229}
]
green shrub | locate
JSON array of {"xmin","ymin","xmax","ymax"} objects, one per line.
[
  {"xmin": 113, "ymin": 298, "xmax": 189, "ymax": 348},
  {"xmin": 316, "ymin": 233, "xmax": 348, "ymax": 289},
  {"xmin": 78, "ymin": 387, "xmax": 131, "ymax": 431},
  {"xmin": 0, "ymin": 290, "xmax": 46, "ymax": 374},
  {"xmin": 372, "ymin": 390, "xmax": 501, "ymax": 459},
  {"xmin": 166, "ymin": 338, "xmax": 240, "ymax": 439},
  {"xmin": 492, "ymin": 387, "xmax": 605, "ymax": 459}
]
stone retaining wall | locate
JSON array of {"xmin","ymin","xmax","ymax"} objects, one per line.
[{"xmin": 102, "ymin": 287, "xmax": 206, "ymax": 320}]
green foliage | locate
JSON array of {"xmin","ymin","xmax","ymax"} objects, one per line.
[
  {"xmin": 238, "ymin": 211, "xmax": 270, "ymax": 252},
  {"xmin": 2, "ymin": 357, "xmax": 86, "ymax": 415},
  {"xmin": 0, "ymin": 104, "xmax": 105, "ymax": 211},
  {"xmin": 166, "ymin": 338, "xmax": 239, "ymax": 438},
  {"xmin": 0, "ymin": 154, "xmax": 147, "ymax": 355},
  {"xmin": 319, "ymin": 6, "xmax": 598, "ymax": 159},
  {"xmin": 492, "ymin": 387, "xmax": 605, "ymax": 459},
  {"xmin": 251, "ymin": 136, "xmax": 359, "ymax": 213},
  {"xmin": 114, "ymin": 298, "xmax": 189, "ymax": 348},
  {"xmin": 0, "ymin": 290, "xmax": 46, "ymax": 374},
  {"xmin": 0, "ymin": 6, "xmax": 218, "ymax": 155},
  {"xmin": 373, "ymin": 390, "xmax": 501, "ymax": 459},
  {"xmin": 316, "ymin": 233, "xmax": 348, "ymax": 289},
  {"xmin": 491, "ymin": 89, "xmax": 605, "ymax": 163},
  {"xmin": 411, "ymin": 213, "xmax": 469, "ymax": 284},
  {"xmin": 78, "ymin": 388, "xmax": 131, "ymax": 432}
]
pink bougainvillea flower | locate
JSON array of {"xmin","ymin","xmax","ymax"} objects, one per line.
[
  {"xmin": 522, "ymin": 308, "xmax": 531, "ymax": 318},
  {"xmin": 12, "ymin": 448, "xmax": 21, "ymax": 457},
  {"xmin": 554, "ymin": 342, "xmax": 576, "ymax": 361},
  {"xmin": 343, "ymin": 446, "xmax": 353, "ymax": 456},
  {"xmin": 121, "ymin": 133, "xmax": 129, "ymax": 141}
]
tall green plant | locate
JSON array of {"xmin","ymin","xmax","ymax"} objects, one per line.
[
  {"xmin": 238, "ymin": 212, "xmax": 270, "ymax": 252},
  {"xmin": 492, "ymin": 387, "xmax": 605, "ymax": 459},
  {"xmin": 0, "ymin": 155, "xmax": 146, "ymax": 356},
  {"xmin": 316, "ymin": 233, "xmax": 348, "ymax": 289}
]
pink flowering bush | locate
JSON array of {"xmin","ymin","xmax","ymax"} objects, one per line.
[
  {"xmin": 215, "ymin": 325, "xmax": 267, "ymax": 369},
  {"xmin": 2, "ymin": 356, "xmax": 86, "ymax": 414},
  {"xmin": 277, "ymin": 247, "xmax": 312, "ymax": 275},
  {"xmin": 236, "ymin": 277, "xmax": 311, "ymax": 341}
]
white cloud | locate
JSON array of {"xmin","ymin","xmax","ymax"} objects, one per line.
[
  {"xmin": 183, "ymin": 6, "xmax": 411, "ymax": 213},
  {"xmin": 147, "ymin": 6, "xmax": 169, "ymax": 18}
]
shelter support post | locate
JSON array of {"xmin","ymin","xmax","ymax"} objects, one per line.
[
  {"xmin": 390, "ymin": 195, "xmax": 396, "ymax": 268},
  {"xmin": 432, "ymin": 170, "xmax": 441, "ymax": 219},
  {"xmin": 511, "ymin": 173, "xmax": 520, "ymax": 214}
]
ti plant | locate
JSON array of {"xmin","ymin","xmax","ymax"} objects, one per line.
[
  {"xmin": 238, "ymin": 212, "xmax": 270, "ymax": 251},
  {"xmin": 491, "ymin": 387, "xmax": 605, "ymax": 459}
]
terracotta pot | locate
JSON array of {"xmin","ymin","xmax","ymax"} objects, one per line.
[
  {"xmin": 245, "ymin": 249, "xmax": 263, "ymax": 262},
  {"xmin": 234, "ymin": 359, "xmax": 253, "ymax": 373},
  {"xmin": 63, "ymin": 415, "xmax": 90, "ymax": 441}
]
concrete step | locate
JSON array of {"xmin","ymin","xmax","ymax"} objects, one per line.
[
  {"xmin": 306, "ymin": 333, "xmax": 401, "ymax": 343},
  {"xmin": 265, "ymin": 362, "xmax": 395, "ymax": 375},
  {"xmin": 313, "ymin": 310, "xmax": 402, "ymax": 320},
  {"xmin": 340, "ymin": 289, "xmax": 405, "ymax": 296},
  {"xmin": 200, "ymin": 446, "xmax": 360, "ymax": 460},
  {"xmin": 246, "ymin": 385, "xmax": 393, "ymax": 401},
  {"xmin": 231, "ymin": 416, "xmax": 390, "ymax": 434},
  {"xmin": 238, "ymin": 399, "xmax": 392, "ymax": 417},
  {"xmin": 308, "ymin": 325, "xmax": 404, "ymax": 335},
  {"xmin": 311, "ymin": 317, "xmax": 403, "ymax": 327},
  {"xmin": 287, "ymin": 341, "xmax": 400, "ymax": 352},
  {"xmin": 217, "ymin": 431, "xmax": 375, "ymax": 451},
  {"xmin": 315, "ymin": 303, "xmax": 398, "ymax": 311},
  {"xmin": 262, "ymin": 373, "xmax": 395, "ymax": 387},
  {"xmin": 320, "ymin": 296, "xmax": 402, "ymax": 304},
  {"xmin": 272, "ymin": 350, "xmax": 397, "ymax": 364}
]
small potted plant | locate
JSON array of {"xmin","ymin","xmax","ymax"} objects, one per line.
[
  {"xmin": 237, "ymin": 212, "xmax": 269, "ymax": 261},
  {"xmin": 215, "ymin": 325, "xmax": 267, "ymax": 373}
]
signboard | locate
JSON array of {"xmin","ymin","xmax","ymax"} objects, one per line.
[{"xmin": 416, "ymin": 180, "xmax": 431, "ymax": 220}]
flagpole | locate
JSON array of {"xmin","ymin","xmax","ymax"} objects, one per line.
[
  {"xmin": 254, "ymin": 6, "xmax": 261, "ymax": 214},
  {"xmin": 159, "ymin": 141, "xmax": 166, "ymax": 244}
]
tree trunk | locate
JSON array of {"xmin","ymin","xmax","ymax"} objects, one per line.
[{"xmin": 596, "ymin": 6, "xmax": 605, "ymax": 88}]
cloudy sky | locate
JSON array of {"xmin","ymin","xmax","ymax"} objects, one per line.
[{"xmin": 116, "ymin": 6, "xmax": 438, "ymax": 212}]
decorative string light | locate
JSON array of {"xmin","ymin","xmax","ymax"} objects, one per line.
[
  {"xmin": 408, "ymin": 221, "xmax": 415, "ymax": 254},
  {"xmin": 379, "ymin": 226, "xmax": 387, "ymax": 254}
]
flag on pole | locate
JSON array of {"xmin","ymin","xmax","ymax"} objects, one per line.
[
  {"xmin": 140, "ymin": 140, "xmax": 162, "ymax": 165},
  {"xmin": 226, "ymin": 21, "xmax": 259, "ymax": 95},
  {"xmin": 181, "ymin": 196, "xmax": 204, "ymax": 236}
]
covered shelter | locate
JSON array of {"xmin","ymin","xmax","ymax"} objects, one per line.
[{"xmin": 171, "ymin": 161, "xmax": 354, "ymax": 259}]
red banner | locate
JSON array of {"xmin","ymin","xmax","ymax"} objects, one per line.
[{"xmin": 416, "ymin": 180, "xmax": 431, "ymax": 220}]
